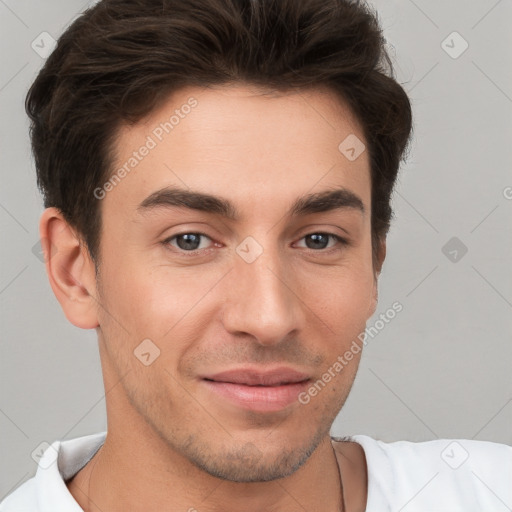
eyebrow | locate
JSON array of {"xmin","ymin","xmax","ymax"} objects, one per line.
[{"xmin": 137, "ymin": 186, "xmax": 365, "ymax": 220}]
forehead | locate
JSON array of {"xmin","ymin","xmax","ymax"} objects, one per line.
[{"xmin": 106, "ymin": 83, "xmax": 371, "ymax": 217}]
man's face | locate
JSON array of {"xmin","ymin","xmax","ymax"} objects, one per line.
[{"xmin": 93, "ymin": 84, "xmax": 378, "ymax": 482}]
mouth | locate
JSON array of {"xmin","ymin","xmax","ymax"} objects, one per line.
[{"xmin": 199, "ymin": 367, "xmax": 311, "ymax": 412}]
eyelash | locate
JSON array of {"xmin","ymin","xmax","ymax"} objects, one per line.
[{"xmin": 161, "ymin": 232, "xmax": 349, "ymax": 256}]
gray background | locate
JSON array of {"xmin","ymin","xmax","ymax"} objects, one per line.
[{"xmin": 1, "ymin": 0, "xmax": 511, "ymax": 500}]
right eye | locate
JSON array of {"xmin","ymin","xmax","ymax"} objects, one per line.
[{"xmin": 163, "ymin": 233, "xmax": 214, "ymax": 252}]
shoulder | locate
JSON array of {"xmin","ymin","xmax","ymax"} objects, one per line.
[
  {"xmin": 354, "ymin": 435, "xmax": 512, "ymax": 472},
  {"xmin": 0, "ymin": 431, "xmax": 106, "ymax": 512},
  {"xmin": 341, "ymin": 435, "xmax": 512, "ymax": 510},
  {"xmin": 0, "ymin": 477, "xmax": 37, "ymax": 511}
]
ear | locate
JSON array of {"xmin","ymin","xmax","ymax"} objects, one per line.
[
  {"xmin": 367, "ymin": 237, "xmax": 386, "ymax": 318},
  {"xmin": 39, "ymin": 207, "xmax": 99, "ymax": 329}
]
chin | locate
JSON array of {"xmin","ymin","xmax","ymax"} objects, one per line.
[{"xmin": 178, "ymin": 429, "xmax": 326, "ymax": 483}]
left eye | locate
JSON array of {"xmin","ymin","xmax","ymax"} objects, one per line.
[{"xmin": 295, "ymin": 233, "xmax": 346, "ymax": 250}]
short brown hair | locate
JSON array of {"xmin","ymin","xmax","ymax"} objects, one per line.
[{"xmin": 26, "ymin": 0, "xmax": 412, "ymax": 271}]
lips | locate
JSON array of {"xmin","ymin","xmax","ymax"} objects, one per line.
[
  {"xmin": 199, "ymin": 367, "xmax": 311, "ymax": 412},
  {"xmin": 201, "ymin": 367, "xmax": 310, "ymax": 386}
]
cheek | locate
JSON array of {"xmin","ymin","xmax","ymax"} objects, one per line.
[
  {"xmin": 297, "ymin": 271, "xmax": 373, "ymax": 387},
  {"xmin": 327, "ymin": 287, "xmax": 372, "ymax": 335},
  {"xmin": 99, "ymin": 256, "xmax": 223, "ymax": 344},
  {"xmin": 297, "ymin": 264, "xmax": 374, "ymax": 331}
]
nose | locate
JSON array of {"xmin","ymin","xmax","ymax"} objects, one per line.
[{"xmin": 221, "ymin": 244, "xmax": 304, "ymax": 346}]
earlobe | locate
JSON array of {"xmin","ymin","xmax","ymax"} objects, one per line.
[{"xmin": 39, "ymin": 207, "xmax": 99, "ymax": 329}]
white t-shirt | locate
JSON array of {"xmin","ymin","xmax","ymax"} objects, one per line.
[{"xmin": 1, "ymin": 431, "xmax": 511, "ymax": 511}]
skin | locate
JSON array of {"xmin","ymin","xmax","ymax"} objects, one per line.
[{"xmin": 41, "ymin": 83, "xmax": 385, "ymax": 512}]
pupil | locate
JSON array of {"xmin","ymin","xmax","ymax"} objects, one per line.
[
  {"xmin": 307, "ymin": 234, "xmax": 328, "ymax": 249},
  {"xmin": 177, "ymin": 233, "xmax": 201, "ymax": 250}
]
